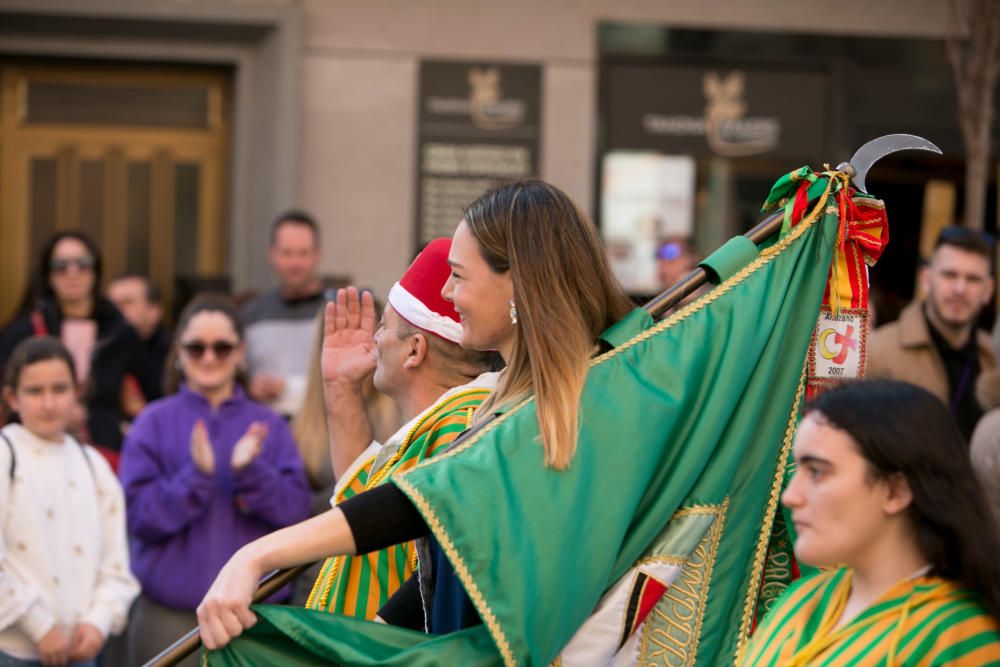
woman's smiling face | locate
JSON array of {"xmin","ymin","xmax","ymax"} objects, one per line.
[{"xmin": 441, "ymin": 220, "xmax": 515, "ymax": 359}]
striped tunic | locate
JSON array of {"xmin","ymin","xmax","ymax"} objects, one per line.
[
  {"xmin": 740, "ymin": 568, "xmax": 1000, "ymax": 666},
  {"xmin": 305, "ymin": 388, "xmax": 490, "ymax": 619}
]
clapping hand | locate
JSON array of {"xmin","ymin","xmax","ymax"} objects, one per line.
[
  {"xmin": 321, "ymin": 287, "xmax": 378, "ymax": 388},
  {"xmin": 231, "ymin": 421, "xmax": 269, "ymax": 472},
  {"xmin": 190, "ymin": 420, "xmax": 215, "ymax": 474}
]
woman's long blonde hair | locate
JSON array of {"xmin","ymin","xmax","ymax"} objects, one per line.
[{"xmin": 464, "ymin": 179, "xmax": 632, "ymax": 470}]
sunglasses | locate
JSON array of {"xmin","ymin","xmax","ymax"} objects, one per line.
[
  {"xmin": 181, "ymin": 340, "xmax": 239, "ymax": 361},
  {"xmin": 50, "ymin": 256, "xmax": 95, "ymax": 273},
  {"xmin": 656, "ymin": 242, "xmax": 684, "ymax": 261}
]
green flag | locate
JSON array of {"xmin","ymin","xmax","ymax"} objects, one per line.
[{"xmin": 208, "ymin": 173, "xmax": 848, "ymax": 666}]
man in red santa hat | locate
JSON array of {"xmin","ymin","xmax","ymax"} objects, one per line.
[{"xmin": 302, "ymin": 238, "xmax": 498, "ymax": 620}]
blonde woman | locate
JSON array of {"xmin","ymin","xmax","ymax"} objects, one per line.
[{"xmin": 196, "ymin": 179, "xmax": 632, "ymax": 646}]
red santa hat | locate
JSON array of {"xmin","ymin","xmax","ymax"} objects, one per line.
[{"xmin": 387, "ymin": 238, "xmax": 463, "ymax": 343}]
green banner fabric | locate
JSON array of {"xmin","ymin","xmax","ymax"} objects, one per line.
[{"xmin": 208, "ymin": 174, "xmax": 844, "ymax": 667}]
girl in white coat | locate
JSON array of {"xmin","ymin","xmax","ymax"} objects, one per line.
[{"xmin": 0, "ymin": 337, "xmax": 138, "ymax": 667}]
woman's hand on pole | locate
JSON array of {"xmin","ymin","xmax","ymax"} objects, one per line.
[
  {"xmin": 196, "ymin": 508, "xmax": 357, "ymax": 650},
  {"xmin": 196, "ymin": 546, "xmax": 263, "ymax": 650}
]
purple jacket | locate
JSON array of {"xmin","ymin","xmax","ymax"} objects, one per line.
[{"xmin": 119, "ymin": 384, "xmax": 311, "ymax": 609}]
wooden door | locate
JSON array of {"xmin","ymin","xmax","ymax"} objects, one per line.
[{"xmin": 0, "ymin": 62, "xmax": 230, "ymax": 322}]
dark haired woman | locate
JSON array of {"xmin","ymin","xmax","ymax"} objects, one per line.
[
  {"xmin": 0, "ymin": 337, "xmax": 139, "ymax": 666},
  {"xmin": 0, "ymin": 232, "xmax": 157, "ymax": 462},
  {"xmin": 740, "ymin": 379, "xmax": 1000, "ymax": 666},
  {"xmin": 118, "ymin": 295, "xmax": 310, "ymax": 666}
]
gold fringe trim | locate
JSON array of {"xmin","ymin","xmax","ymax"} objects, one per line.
[
  {"xmin": 733, "ymin": 360, "xmax": 808, "ymax": 664},
  {"xmin": 394, "ymin": 474, "xmax": 517, "ymax": 667}
]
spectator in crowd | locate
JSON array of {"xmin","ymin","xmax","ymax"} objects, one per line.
[
  {"xmin": 119, "ymin": 294, "xmax": 310, "ymax": 666},
  {"xmin": 740, "ymin": 380, "xmax": 1000, "ymax": 665},
  {"xmin": 0, "ymin": 232, "xmax": 157, "ymax": 467},
  {"xmin": 971, "ymin": 368, "xmax": 1000, "ymax": 531},
  {"xmin": 242, "ymin": 210, "xmax": 330, "ymax": 417},
  {"xmin": 303, "ymin": 240, "xmax": 499, "ymax": 619},
  {"xmin": 107, "ymin": 274, "xmax": 172, "ymax": 416},
  {"xmin": 868, "ymin": 227, "xmax": 997, "ymax": 441},
  {"xmin": 0, "ymin": 337, "xmax": 139, "ymax": 666},
  {"xmin": 655, "ymin": 236, "xmax": 697, "ymax": 291}
]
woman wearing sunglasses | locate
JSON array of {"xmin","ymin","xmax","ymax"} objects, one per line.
[
  {"xmin": 0, "ymin": 232, "xmax": 159, "ymax": 464},
  {"xmin": 118, "ymin": 294, "xmax": 311, "ymax": 667}
]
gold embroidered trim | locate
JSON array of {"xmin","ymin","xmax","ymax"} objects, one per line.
[
  {"xmin": 637, "ymin": 499, "xmax": 728, "ymax": 666},
  {"xmin": 394, "ymin": 475, "xmax": 517, "ymax": 667},
  {"xmin": 395, "ymin": 175, "xmax": 839, "ymax": 666},
  {"xmin": 632, "ymin": 504, "xmax": 724, "ymax": 569},
  {"xmin": 733, "ymin": 361, "xmax": 808, "ymax": 663}
]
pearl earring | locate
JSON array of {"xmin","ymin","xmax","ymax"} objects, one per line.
[{"xmin": 509, "ymin": 300, "xmax": 518, "ymax": 325}]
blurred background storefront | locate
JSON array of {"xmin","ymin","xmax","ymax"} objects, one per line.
[{"xmin": 0, "ymin": 0, "xmax": 975, "ymax": 323}]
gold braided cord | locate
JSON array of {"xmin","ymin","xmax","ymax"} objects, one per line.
[
  {"xmin": 734, "ymin": 360, "xmax": 808, "ymax": 663},
  {"xmin": 314, "ymin": 555, "xmax": 345, "ymax": 610},
  {"xmin": 304, "ymin": 555, "xmax": 334, "ymax": 609},
  {"xmin": 393, "ymin": 475, "xmax": 517, "ymax": 667}
]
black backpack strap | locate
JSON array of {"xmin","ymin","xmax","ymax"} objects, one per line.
[{"xmin": 0, "ymin": 431, "xmax": 14, "ymax": 480}]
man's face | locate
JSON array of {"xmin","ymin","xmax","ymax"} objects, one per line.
[
  {"xmin": 269, "ymin": 222, "xmax": 320, "ymax": 294},
  {"xmin": 108, "ymin": 277, "xmax": 161, "ymax": 339},
  {"xmin": 372, "ymin": 305, "xmax": 414, "ymax": 398},
  {"xmin": 922, "ymin": 245, "xmax": 994, "ymax": 330}
]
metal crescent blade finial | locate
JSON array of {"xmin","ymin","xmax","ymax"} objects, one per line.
[{"xmin": 836, "ymin": 134, "xmax": 942, "ymax": 194}]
